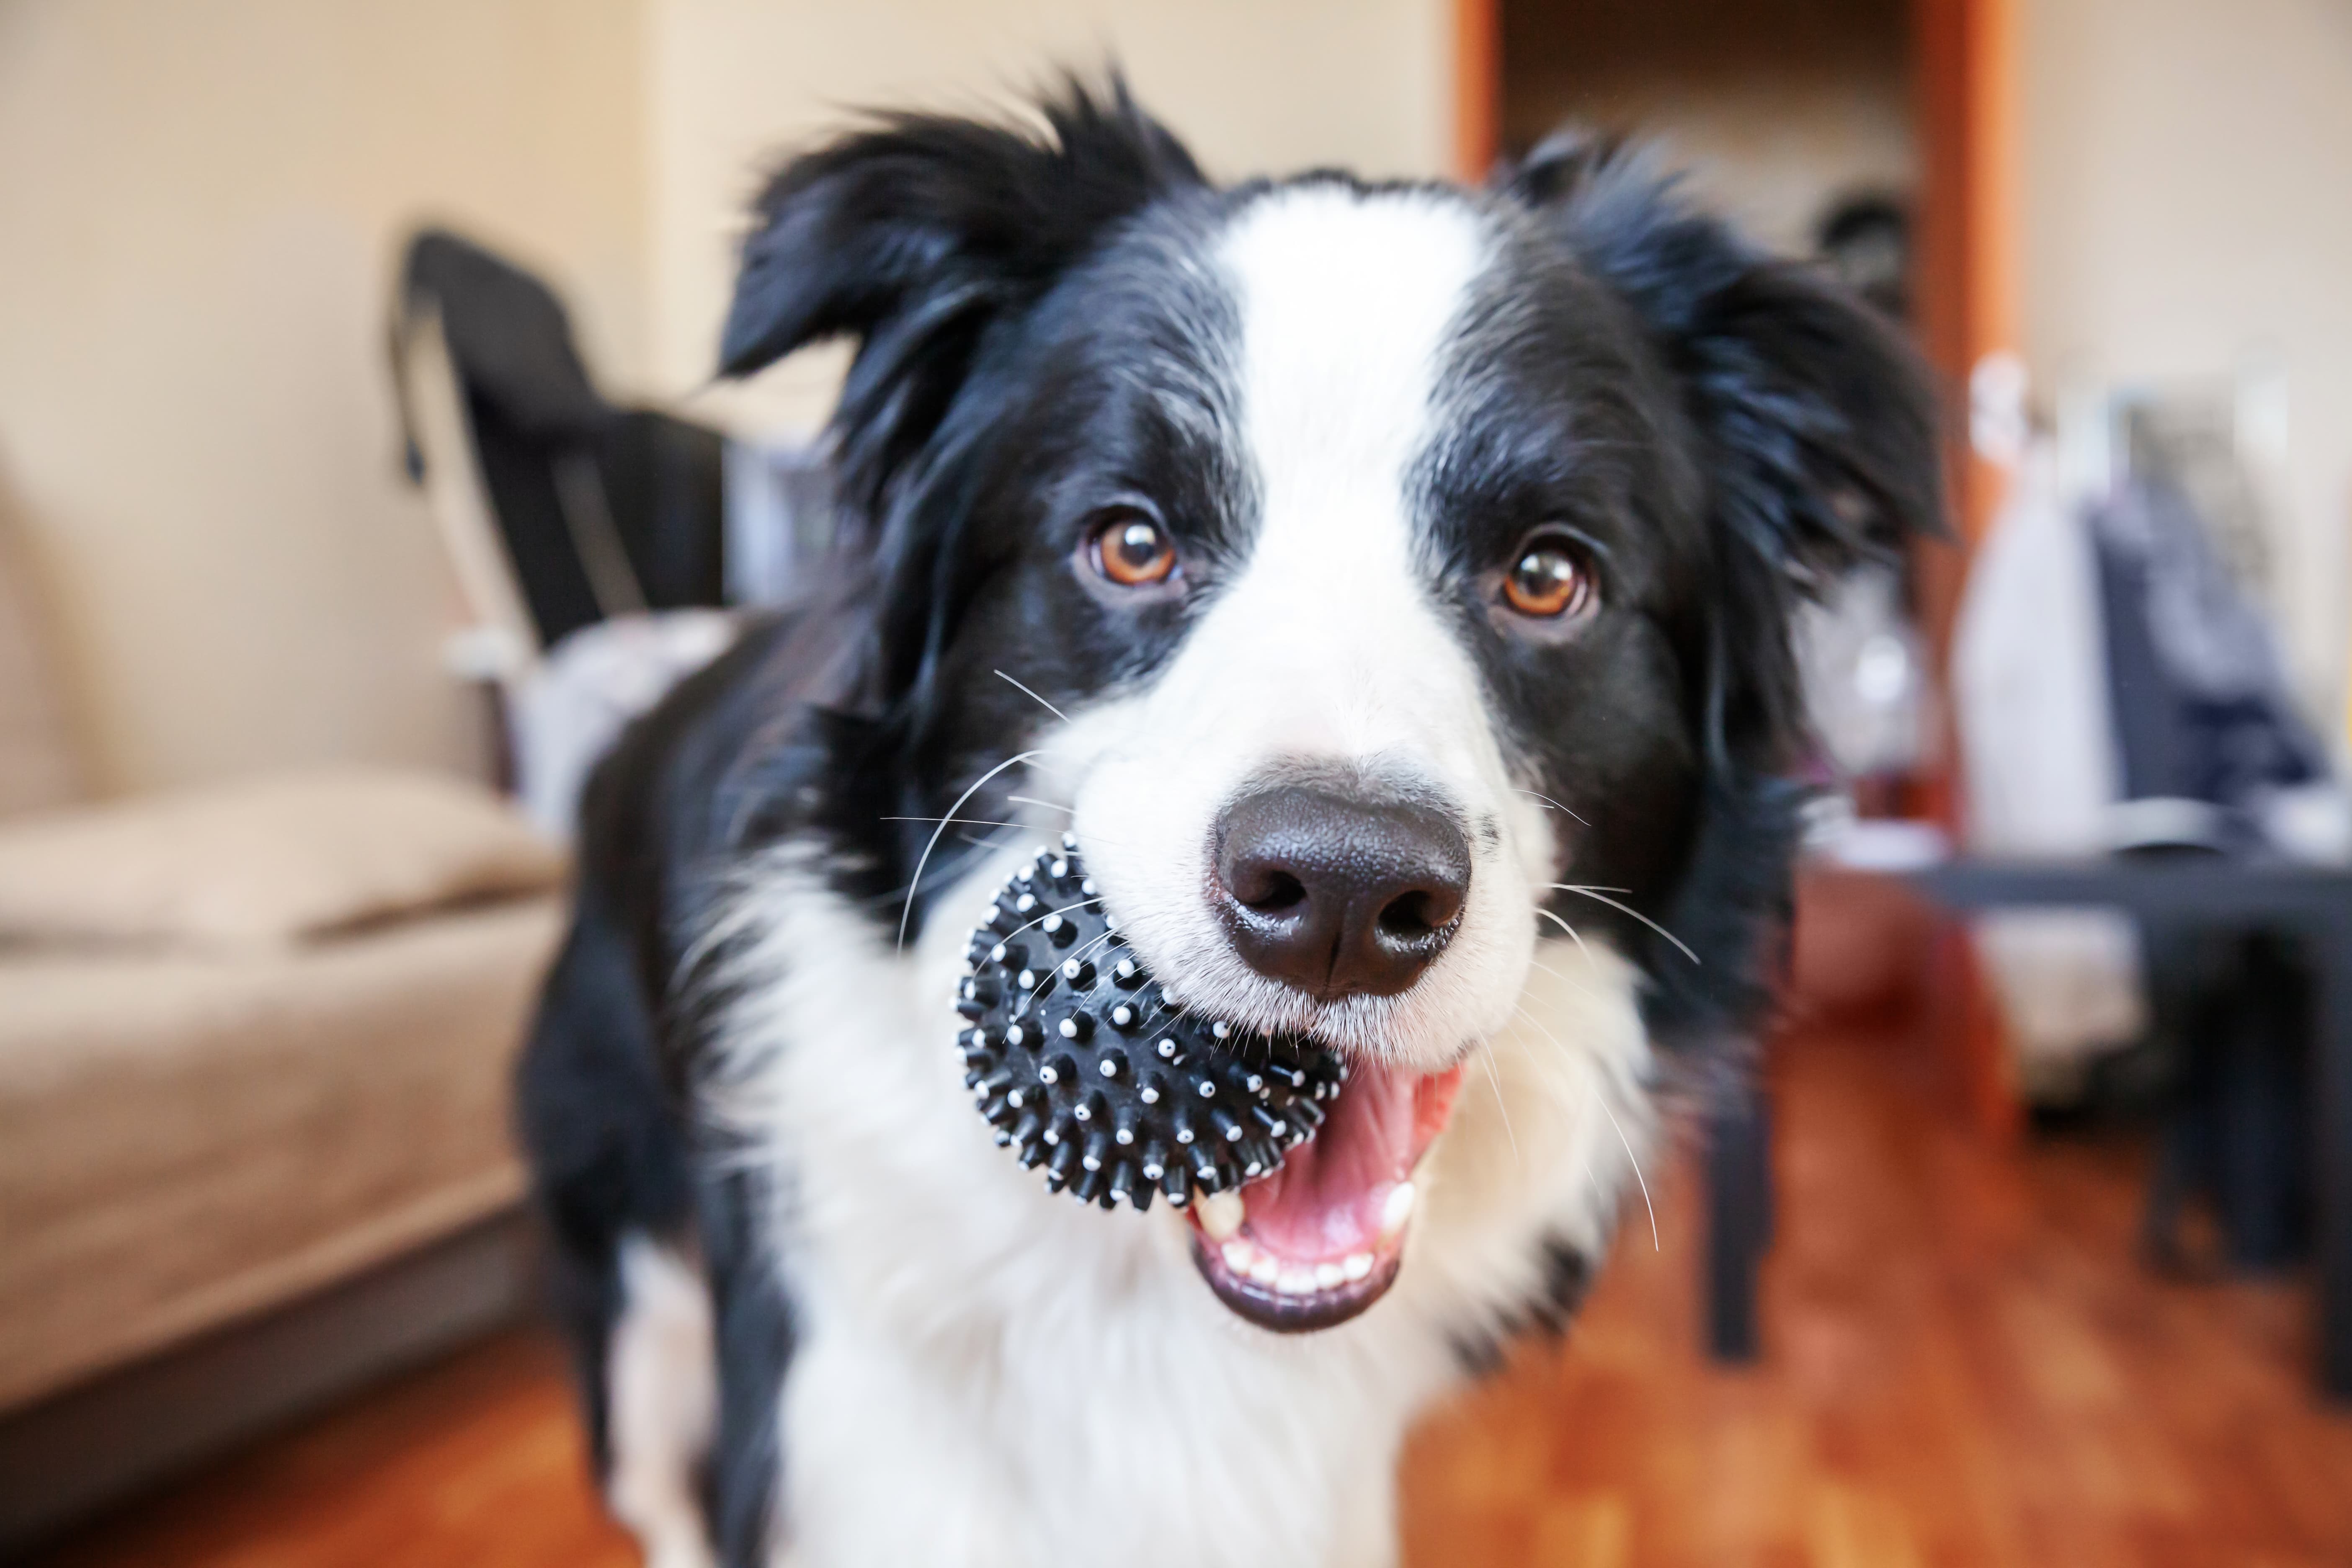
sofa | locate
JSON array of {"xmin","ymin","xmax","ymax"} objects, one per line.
[{"xmin": 0, "ymin": 524, "xmax": 567, "ymax": 1546}]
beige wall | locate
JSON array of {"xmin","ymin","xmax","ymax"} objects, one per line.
[
  {"xmin": 0, "ymin": 0, "xmax": 648, "ymax": 794},
  {"xmin": 0, "ymin": 0, "xmax": 1450, "ymax": 792},
  {"xmin": 2021, "ymin": 0, "xmax": 2352, "ymax": 728},
  {"xmin": 646, "ymin": 0, "xmax": 1455, "ymax": 434}
]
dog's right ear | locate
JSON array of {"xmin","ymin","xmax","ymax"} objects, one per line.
[
  {"xmin": 1498, "ymin": 130, "xmax": 1945, "ymax": 769},
  {"xmin": 721, "ymin": 77, "xmax": 1203, "ymax": 513}
]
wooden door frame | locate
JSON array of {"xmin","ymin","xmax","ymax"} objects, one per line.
[
  {"xmin": 1913, "ymin": 0, "xmax": 2021, "ymax": 635},
  {"xmin": 1914, "ymin": 0, "xmax": 2024, "ymax": 1142},
  {"xmin": 1454, "ymin": 0, "xmax": 1500, "ymax": 182}
]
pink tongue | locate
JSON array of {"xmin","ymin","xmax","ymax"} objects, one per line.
[{"xmin": 1243, "ymin": 1059, "xmax": 1443, "ymax": 1260}]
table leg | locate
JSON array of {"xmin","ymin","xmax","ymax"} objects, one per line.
[
  {"xmin": 1706, "ymin": 1074, "xmax": 1771, "ymax": 1363},
  {"xmin": 2316, "ymin": 915, "xmax": 2352, "ymax": 1401}
]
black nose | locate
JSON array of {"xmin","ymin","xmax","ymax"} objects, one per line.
[{"xmin": 1212, "ymin": 783, "xmax": 1472, "ymax": 999}]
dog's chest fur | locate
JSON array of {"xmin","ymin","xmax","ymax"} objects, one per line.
[{"xmin": 705, "ymin": 847, "xmax": 1654, "ymax": 1567}]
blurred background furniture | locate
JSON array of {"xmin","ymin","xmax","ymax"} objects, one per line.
[
  {"xmin": 0, "ymin": 526, "xmax": 568, "ymax": 1551},
  {"xmin": 1704, "ymin": 1078, "xmax": 1773, "ymax": 1362},
  {"xmin": 393, "ymin": 228, "xmax": 729, "ymax": 660},
  {"xmin": 390, "ymin": 227, "xmax": 836, "ymax": 839},
  {"xmin": 1912, "ymin": 857, "xmax": 2352, "ymax": 1400}
]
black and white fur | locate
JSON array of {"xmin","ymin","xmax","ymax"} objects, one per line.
[{"xmin": 517, "ymin": 81, "xmax": 1938, "ymax": 1568}]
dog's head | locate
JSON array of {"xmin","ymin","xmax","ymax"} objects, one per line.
[{"xmin": 723, "ymin": 82, "xmax": 1939, "ymax": 1330}]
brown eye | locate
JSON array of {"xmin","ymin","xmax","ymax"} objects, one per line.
[
  {"xmin": 1502, "ymin": 534, "xmax": 1595, "ymax": 619},
  {"xmin": 1090, "ymin": 511, "xmax": 1179, "ymax": 588}
]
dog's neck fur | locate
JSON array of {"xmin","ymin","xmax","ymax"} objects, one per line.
[{"xmin": 694, "ymin": 841, "xmax": 1651, "ymax": 1566}]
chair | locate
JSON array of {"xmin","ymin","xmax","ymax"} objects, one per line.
[
  {"xmin": 388, "ymin": 230, "xmax": 736, "ymax": 826},
  {"xmin": 389, "ymin": 228, "xmax": 728, "ymax": 681}
]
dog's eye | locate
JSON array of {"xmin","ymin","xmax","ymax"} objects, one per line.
[
  {"xmin": 1088, "ymin": 511, "xmax": 1179, "ymax": 588},
  {"xmin": 1501, "ymin": 534, "xmax": 1596, "ymax": 620}
]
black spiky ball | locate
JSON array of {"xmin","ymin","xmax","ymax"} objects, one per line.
[{"xmin": 955, "ymin": 837, "xmax": 1348, "ymax": 1212}]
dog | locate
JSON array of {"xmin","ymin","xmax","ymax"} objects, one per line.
[{"xmin": 516, "ymin": 79, "xmax": 1939, "ymax": 1568}]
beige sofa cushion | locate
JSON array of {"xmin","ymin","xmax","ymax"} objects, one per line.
[
  {"xmin": 0, "ymin": 766, "xmax": 565, "ymax": 951},
  {"xmin": 0, "ymin": 897, "xmax": 564, "ymax": 1411},
  {"xmin": 0, "ymin": 508, "xmax": 85, "ymax": 819}
]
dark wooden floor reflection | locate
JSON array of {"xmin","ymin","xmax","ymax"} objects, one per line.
[{"xmin": 41, "ymin": 1025, "xmax": 2352, "ymax": 1567}]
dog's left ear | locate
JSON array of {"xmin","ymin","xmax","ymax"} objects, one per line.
[
  {"xmin": 1500, "ymin": 134, "xmax": 1947, "ymax": 762},
  {"xmin": 721, "ymin": 76, "xmax": 1204, "ymax": 518}
]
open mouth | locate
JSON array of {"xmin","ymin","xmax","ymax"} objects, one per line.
[{"xmin": 1184, "ymin": 1057, "xmax": 1465, "ymax": 1331}]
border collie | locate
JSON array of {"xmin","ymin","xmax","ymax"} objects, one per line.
[{"xmin": 518, "ymin": 80, "xmax": 1938, "ymax": 1568}]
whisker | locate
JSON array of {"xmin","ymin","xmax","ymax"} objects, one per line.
[
  {"xmin": 865, "ymin": 823, "xmax": 1025, "ymax": 905},
  {"xmin": 1535, "ymin": 908, "xmax": 1605, "ymax": 977},
  {"xmin": 898, "ymin": 750, "xmax": 1044, "ymax": 952},
  {"xmin": 882, "ymin": 814, "xmax": 1134, "ymax": 852},
  {"xmin": 1021, "ymin": 928, "xmax": 1119, "ymax": 1013},
  {"xmin": 1522, "ymin": 952, "xmax": 1598, "ymax": 1000},
  {"xmin": 994, "ymin": 669, "xmax": 1071, "ymax": 725},
  {"xmin": 1510, "ymin": 1001, "xmax": 1660, "ymax": 1253},
  {"xmin": 995, "ymin": 895, "xmax": 1102, "ymax": 944},
  {"xmin": 1547, "ymin": 885, "xmax": 1699, "ymax": 966},
  {"xmin": 1498, "ymin": 1023, "xmax": 1614, "ymax": 1216},
  {"xmin": 1596, "ymin": 1091, "xmax": 1662, "ymax": 1253},
  {"xmin": 1497, "ymin": 1019, "xmax": 1576, "ymax": 1113},
  {"xmin": 1514, "ymin": 787, "xmax": 1591, "ymax": 827},
  {"xmin": 1006, "ymin": 795, "xmax": 1073, "ymax": 816},
  {"xmin": 1477, "ymin": 1042, "xmax": 1520, "ymax": 1166}
]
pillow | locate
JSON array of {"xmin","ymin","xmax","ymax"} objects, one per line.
[{"xmin": 0, "ymin": 766, "xmax": 566, "ymax": 950}]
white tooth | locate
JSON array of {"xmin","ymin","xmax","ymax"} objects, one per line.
[
  {"xmin": 1276, "ymin": 1268, "xmax": 1316, "ymax": 1295},
  {"xmin": 1342, "ymin": 1252, "xmax": 1374, "ymax": 1282},
  {"xmin": 1379, "ymin": 1181, "xmax": 1417, "ymax": 1239},
  {"xmin": 1248, "ymin": 1253, "xmax": 1281, "ymax": 1286},
  {"xmin": 1314, "ymin": 1262, "xmax": 1344, "ymax": 1290},
  {"xmin": 1221, "ymin": 1240, "xmax": 1254, "ymax": 1273},
  {"xmin": 1197, "ymin": 1189, "xmax": 1245, "ymax": 1241}
]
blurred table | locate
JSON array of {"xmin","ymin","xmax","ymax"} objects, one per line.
[{"xmin": 1909, "ymin": 858, "xmax": 2352, "ymax": 1401}]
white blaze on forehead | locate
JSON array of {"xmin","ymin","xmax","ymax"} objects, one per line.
[
  {"xmin": 1220, "ymin": 183, "xmax": 1489, "ymax": 557},
  {"xmin": 1203, "ymin": 183, "xmax": 1493, "ymax": 763},
  {"xmin": 1057, "ymin": 183, "xmax": 1545, "ymax": 1063}
]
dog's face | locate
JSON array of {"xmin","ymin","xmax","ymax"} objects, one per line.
[{"xmin": 722, "ymin": 87, "xmax": 1936, "ymax": 1332}]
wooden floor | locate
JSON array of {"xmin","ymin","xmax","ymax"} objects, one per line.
[{"xmin": 36, "ymin": 1023, "xmax": 2352, "ymax": 1568}]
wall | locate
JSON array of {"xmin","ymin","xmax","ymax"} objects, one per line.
[
  {"xmin": 1499, "ymin": 0, "xmax": 1916, "ymax": 258},
  {"xmin": 646, "ymin": 0, "xmax": 1456, "ymax": 434},
  {"xmin": 0, "ymin": 0, "xmax": 1452, "ymax": 791},
  {"xmin": 0, "ymin": 0, "xmax": 648, "ymax": 793},
  {"xmin": 2020, "ymin": 0, "xmax": 2352, "ymax": 731},
  {"xmin": 10, "ymin": 2, "xmax": 2341, "ymax": 792}
]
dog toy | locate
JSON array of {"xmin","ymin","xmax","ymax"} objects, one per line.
[{"xmin": 956, "ymin": 837, "xmax": 1347, "ymax": 1212}]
